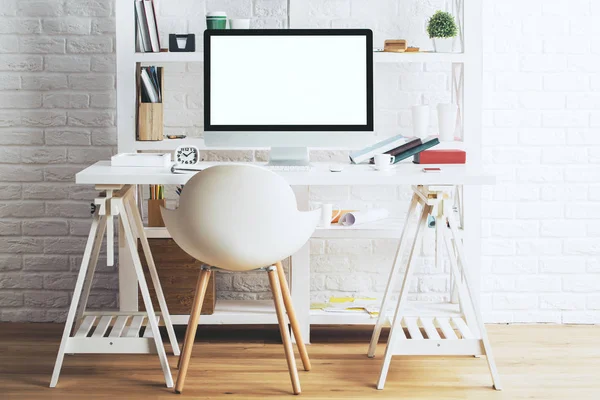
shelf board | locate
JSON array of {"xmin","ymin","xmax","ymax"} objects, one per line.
[
  {"xmin": 133, "ymin": 51, "xmax": 467, "ymax": 64},
  {"xmin": 147, "ymin": 218, "xmax": 408, "ymax": 240},
  {"xmin": 168, "ymin": 300, "xmax": 461, "ymax": 326}
]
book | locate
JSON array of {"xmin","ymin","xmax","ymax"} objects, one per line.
[
  {"xmin": 140, "ymin": 68, "xmax": 159, "ymax": 103},
  {"xmin": 413, "ymin": 149, "xmax": 466, "ymax": 164},
  {"xmin": 392, "ymin": 136, "xmax": 440, "ymax": 163},
  {"xmin": 349, "ymin": 135, "xmax": 412, "ymax": 164},
  {"xmin": 134, "ymin": 1, "xmax": 151, "ymax": 52},
  {"xmin": 143, "ymin": 0, "xmax": 161, "ymax": 53},
  {"xmin": 369, "ymin": 137, "xmax": 421, "ymax": 164}
]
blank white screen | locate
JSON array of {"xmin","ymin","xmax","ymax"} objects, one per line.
[{"xmin": 209, "ymin": 35, "xmax": 368, "ymax": 126}]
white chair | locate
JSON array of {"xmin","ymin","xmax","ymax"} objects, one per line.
[{"xmin": 161, "ymin": 164, "xmax": 320, "ymax": 394}]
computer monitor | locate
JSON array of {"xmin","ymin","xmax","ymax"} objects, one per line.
[{"xmin": 204, "ymin": 29, "xmax": 374, "ymax": 165}]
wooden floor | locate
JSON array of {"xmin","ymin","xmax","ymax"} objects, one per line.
[{"xmin": 0, "ymin": 323, "xmax": 598, "ymax": 399}]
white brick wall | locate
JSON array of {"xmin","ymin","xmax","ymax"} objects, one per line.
[{"xmin": 1, "ymin": 0, "xmax": 599, "ymax": 324}]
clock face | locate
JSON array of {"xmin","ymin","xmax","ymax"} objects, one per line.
[{"xmin": 176, "ymin": 146, "xmax": 199, "ymax": 165}]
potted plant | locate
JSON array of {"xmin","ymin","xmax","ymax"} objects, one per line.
[{"xmin": 427, "ymin": 10, "xmax": 458, "ymax": 53}]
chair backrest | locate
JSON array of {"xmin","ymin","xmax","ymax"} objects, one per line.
[{"xmin": 162, "ymin": 165, "xmax": 320, "ymax": 272}]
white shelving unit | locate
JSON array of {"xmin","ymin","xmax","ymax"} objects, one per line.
[{"xmin": 115, "ymin": 1, "xmax": 482, "ymax": 336}]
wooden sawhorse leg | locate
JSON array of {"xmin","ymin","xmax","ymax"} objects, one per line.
[{"xmin": 50, "ymin": 186, "xmax": 178, "ymax": 388}]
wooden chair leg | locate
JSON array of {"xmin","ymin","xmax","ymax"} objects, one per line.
[
  {"xmin": 175, "ymin": 267, "xmax": 211, "ymax": 394},
  {"xmin": 275, "ymin": 261, "xmax": 311, "ymax": 372},
  {"xmin": 267, "ymin": 266, "xmax": 301, "ymax": 395}
]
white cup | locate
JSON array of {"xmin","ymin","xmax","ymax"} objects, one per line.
[
  {"xmin": 437, "ymin": 103, "xmax": 458, "ymax": 142},
  {"xmin": 411, "ymin": 105, "xmax": 430, "ymax": 139},
  {"xmin": 320, "ymin": 203, "xmax": 341, "ymax": 227},
  {"xmin": 374, "ymin": 154, "xmax": 394, "ymax": 170},
  {"xmin": 229, "ymin": 18, "xmax": 250, "ymax": 29}
]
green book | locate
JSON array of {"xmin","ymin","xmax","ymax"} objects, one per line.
[{"xmin": 392, "ymin": 137, "xmax": 440, "ymax": 163}]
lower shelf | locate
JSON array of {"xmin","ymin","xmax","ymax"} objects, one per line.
[{"xmin": 169, "ymin": 300, "xmax": 462, "ymax": 326}]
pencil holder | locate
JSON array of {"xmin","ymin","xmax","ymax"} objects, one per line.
[
  {"xmin": 137, "ymin": 66, "xmax": 164, "ymax": 141},
  {"xmin": 148, "ymin": 199, "xmax": 166, "ymax": 227}
]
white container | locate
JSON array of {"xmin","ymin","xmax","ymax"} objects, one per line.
[
  {"xmin": 411, "ymin": 105, "xmax": 430, "ymax": 139},
  {"xmin": 111, "ymin": 153, "xmax": 171, "ymax": 167},
  {"xmin": 229, "ymin": 18, "xmax": 250, "ymax": 29},
  {"xmin": 432, "ymin": 37, "xmax": 455, "ymax": 53},
  {"xmin": 437, "ymin": 103, "xmax": 458, "ymax": 142},
  {"xmin": 374, "ymin": 154, "xmax": 394, "ymax": 170}
]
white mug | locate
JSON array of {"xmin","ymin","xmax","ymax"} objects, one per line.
[
  {"xmin": 229, "ymin": 18, "xmax": 250, "ymax": 29},
  {"xmin": 411, "ymin": 104, "xmax": 430, "ymax": 139},
  {"xmin": 320, "ymin": 203, "xmax": 341, "ymax": 227},
  {"xmin": 374, "ymin": 154, "xmax": 394, "ymax": 170},
  {"xmin": 437, "ymin": 103, "xmax": 458, "ymax": 142}
]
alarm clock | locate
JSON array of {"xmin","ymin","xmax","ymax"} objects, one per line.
[{"xmin": 175, "ymin": 145, "xmax": 200, "ymax": 165}]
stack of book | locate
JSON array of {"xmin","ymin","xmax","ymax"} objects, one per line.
[
  {"xmin": 349, "ymin": 135, "xmax": 440, "ymax": 164},
  {"xmin": 140, "ymin": 66, "xmax": 162, "ymax": 103},
  {"xmin": 135, "ymin": 0, "xmax": 160, "ymax": 53}
]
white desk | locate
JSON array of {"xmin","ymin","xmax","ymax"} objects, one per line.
[{"xmin": 76, "ymin": 161, "xmax": 494, "ymax": 342}]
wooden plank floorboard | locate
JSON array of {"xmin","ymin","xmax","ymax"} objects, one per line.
[{"xmin": 0, "ymin": 323, "xmax": 598, "ymax": 399}]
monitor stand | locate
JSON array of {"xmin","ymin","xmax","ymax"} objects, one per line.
[{"xmin": 268, "ymin": 147, "xmax": 310, "ymax": 167}]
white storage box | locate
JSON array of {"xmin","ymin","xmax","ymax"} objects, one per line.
[{"xmin": 111, "ymin": 153, "xmax": 172, "ymax": 168}]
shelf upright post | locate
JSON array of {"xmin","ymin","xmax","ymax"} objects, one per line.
[
  {"xmin": 461, "ymin": 0, "xmax": 484, "ymax": 301},
  {"xmin": 115, "ymin": 0, "xmax": 140, "ymax": 312}
]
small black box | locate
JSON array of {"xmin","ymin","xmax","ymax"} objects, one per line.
[{"xmin": 169, "ymin": 34, "xmax": 196, "ymax": 52}]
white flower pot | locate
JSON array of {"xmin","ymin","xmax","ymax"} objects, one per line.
[{"xmin": 432, "ymin": 37, "xmax": 455, "ymax": 53}]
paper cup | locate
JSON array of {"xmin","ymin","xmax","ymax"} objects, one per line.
[
  {"xmin": 230, "ymin": 18, "xmax": 250, "ymax": 29},
  {"xmin": 206, "ymin": 11, "xmax": 227, "ymax": 29},
  {"xmin": 437, "ymin": 103, "xmax": 458, "ymax": 142}
]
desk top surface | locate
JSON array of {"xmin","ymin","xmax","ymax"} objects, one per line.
[{"xmin": 76, "ymin": 161, "xmax": 495, "ymax": 186}]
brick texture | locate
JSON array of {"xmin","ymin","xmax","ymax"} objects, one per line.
[{"xmin": 0, "ymin": 0, "xmax": 598, "ymax": 324}]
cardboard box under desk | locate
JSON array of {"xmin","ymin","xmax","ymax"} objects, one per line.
[{"xmin": 138, "ymin": 238, "xmax": 216, "ymax": 315}]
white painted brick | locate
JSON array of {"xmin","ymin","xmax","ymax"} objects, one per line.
[
  {"xmin": 516, "ymin": 239, "xmax": 563, "ymax": 256},
  {"xmin": 0, "ymin": 221, "xmax": 21, "ymax": 236},
  {"xmin": 24, "ymin": 291, "xmax": 69, "ymax": 308},
  {"xmin": 64, "ymin": 0, "xmax": 111, "ymax": 17},
  {"xmin": 0, "ymin": 55, "xmax": 43, "ymax": 71},
  {"xmin": 17, "ymin": 0, "xmax": 65, "ymax": 17},
  {"xmin": 43, "ymin": 93, "xmax": 90, "ymax": 109},
  {"xmin": 493, "ymin": 294, "xmax": 537, "ymax": 310},
  {"xmin": 540, "ymin": 257, "xmax": 586, "ymax": 274},
  {"xmin": 45, "ymin": 55, "xmax": 91, "ymax": 72},
  {"xmin": 516, "ymin": 166, "xmax": 564, "ymax": 183},
  {"xmin": 0, "ymin": 166, "xmax": 43, "ymax": 182},
  {"xmin": 516, "ymin": 203, "xmax": 564, "ymax": 219},
  {"xmin": 491, "ymin": 221, "xmax": 538, "ymax": 237},
  {"xmin": 0, "ymin": 185, "xmax": 21, "ymax": 200},
  {"xmin": 518, "ymin": 92, "xmax": 565, "ymax": 110},
  {"xmin": 543, "ymin": 73, "xmax": 589, "ymax": 92},
  {"xmin": 90, "ymin": 128, "xmax": 116, "ymax": 146},
  {"xmin": 45, "ymin": 128, "xmax": 91, "ymax": 145},
  {"xmin": 326, "ymin": 239, "xmax": 372, "ymax": 255},
  {"xmin": 512, "ymin": 311, "xmax": 562, "ymax": 324},
  {"xmin": 90, "ymin": 92, "xmax": 115, "ymax": 108},
  {"xmin": 68, "ymin": 74, "xmax": 114, "ymax": 90},
  {"xmin": 540, "ymin": 220, "xmax": 586, "ymax": 237},
  {"xmin": 22, "ymin": 74, "xmax": 68, "ymax": 90},
  {"xmin": 67, "ymin": 110, "xmax": 114, "ymax": 127},
  {"xmin": 46, "ymin": 202, "xmax": 90, "ymax": 218},
  {"xmin": 67, "ymin": 147, "xmax": 113, "ymax": 164},
  {"xmin": 43, "ymin": 166, "xmax": 80, "ymax": 182},
  {"xmin": 19, "ymin": 37, "xmax": 65, "ymax": 54},
  {"xmin": 23, "ymin": 255, "xmax": 69, "ymax": 271},
  {"xmin": 542, "ymin": 111, "xmax": 590, "ymax": 128},
  {"xmin": 42, "ymin": 273, "xmax": 76, "ymax": 290},
  {"xmin": 160, "ymin": 0, "xmax": 206, "ymax": 18},
  {"xmin": 91, "ymin": 18, "xmax": 116, "ymax": 34},
  {"xmin": 540, "ymin": 294, "xmax": 585, "ymax": 311},
  {"xmin": 0, "ymin": 255, "xmax": 22, "ymax": 271},
  {"xmin": 0, "ymin": 292, "xmax": 23, "ymax": 307},
  {"xmin": 564, "ymin": 239, "xmax": 600, "ymax": 256},
  {"xmin": 67, "ymin": 37, "xmax": 112, "ymax": 53},
  {"xmin": 42, "ymin": 17, "xmax": 91, "ymax": 35},
  {"xmin": 0, "ymin": 18, "xmax": 40, "ymax": 34},
  {"xmin": 0, "ymin": 202, "xmax": 45, "ymax": 218},
  {"xmin": 562, "ymin": 311, "xmax": 600, "ymax": 324},
  {"xmin": 515, "ymin": 275, "xmax": 561, "ymax": 292},
  {"xmin": 22, "ymin": 220, "xmax": 69, "ymax": 236},
  {"xmin": 491, "ymin": 257, "xmax": 538, "ymax": 274},
  {"xmin": 0, "ymin": 74, "xmax": 20, "ymax": 90},
  {"xmin": 90, "ymin": 55, "xmax": 115, "ymax": 72},
  {"xmin": 0, "ymin": 35, "xmax": 18, "ymax": 52},
  {"xmin": 541, "ymin": 147, "xmax": 588, "ymax": 164},
  {"xmin": 0, "ymin": 274, "xmax": 43, "ymax": 289},
  {"xmin": 565, "ymin": 203, "xmax": 600, "ymax": 219}
]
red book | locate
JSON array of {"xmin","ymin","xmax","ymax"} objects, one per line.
[{"xmin": 413, "ymin": 149, "xmax": 466, "ymax": 164}]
